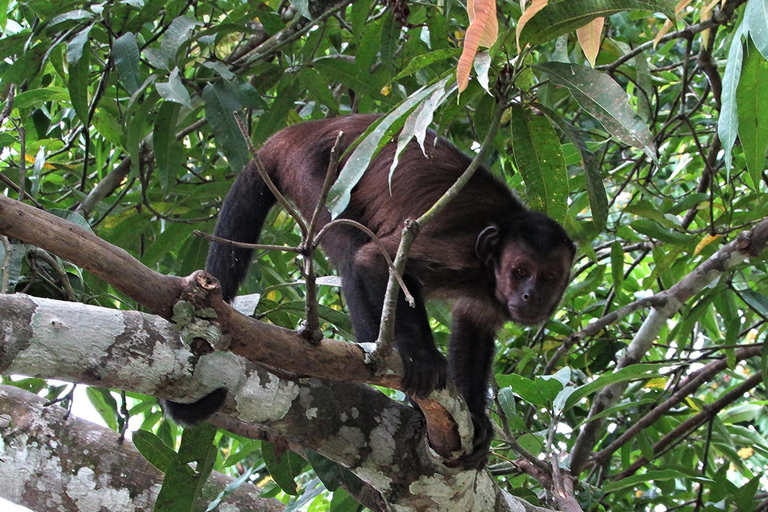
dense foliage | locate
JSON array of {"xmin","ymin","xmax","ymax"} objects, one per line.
[{"xmin": 1, "ymin": 0, "xmax": 767, "ymax": 511}]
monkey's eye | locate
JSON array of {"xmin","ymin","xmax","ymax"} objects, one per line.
[
  {"xmin": 540, "ymin": 273, "xmax": 557, "ymax": 284},
  {"xmin": 513, "ymin": 267, "xmax": 530, "ymax": 278}
]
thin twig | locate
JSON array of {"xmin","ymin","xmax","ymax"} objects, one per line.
[
  {"xmin": 313, "ymin": 218, "xmax": 413, "ymax": 304},
  {"xmin": 373, "ymin": 100, "xmax": 506, "ymax": 363},
  {"xmin": 233, "ymin": 113, "xmax": 308, "ymax": 237},
  {"xmin": 193, "ymin": 230, "xmax": 303, "ymax": 254},
  {"xmin": 300, "ymin": 131, "xmax": 344, "ymax": 343}
]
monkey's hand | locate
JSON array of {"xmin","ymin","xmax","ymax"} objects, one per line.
[
  {"xmin": 460, "ymin": 412, "xmax": 493, "ymax": 470},
  {"xmin": 397, "ymin": 344, "xmax": 448, "ymax": 398}
]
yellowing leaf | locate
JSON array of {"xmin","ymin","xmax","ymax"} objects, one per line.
[
  {"xmin": 577, "ymin": 17, "xmax": 604, "ymax": 67},
  {"xmin": 700, "ymin": 0, "xmax": 720, "ymax": 44},
  {"xmin": 694, "ymin": 233, "xmax": 720, "ymax": 256},
  {"xmin": 457, "ymin": 0, "xmax": 498, "ymax": 92},
  {"xmin": 654, "ymin": 0, "xmax": 692, "ymax": 48},
  {"xmin": 517, "ymin": 0, "xmax": 548, "ymax": 52}
]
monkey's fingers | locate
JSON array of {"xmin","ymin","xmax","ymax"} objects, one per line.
[{"xmin": 400, "ymin": 347, "xmax": 448, "ymax": 398}]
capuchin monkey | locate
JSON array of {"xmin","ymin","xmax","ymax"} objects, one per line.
[{"xmin": 163, "ymin": 114, "xmax": 575, "ymax": 468}]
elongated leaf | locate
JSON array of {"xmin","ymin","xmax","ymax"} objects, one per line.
[
  {"xmin": 66, "ymin": 25, "xmax": 93, "ymax": 123},
  {"xmin": 262, "ymin": 441, "xmax": 307, "ymax": 496},
  {"xmin": 457, "ymin": 0, "xmax": 497, "ymax": 91},
  {"xmin": 519, "ymin": 0, "xmax": 675, "ymax": 50},
  {"xmin": 113, "ymin": 32, "xmax": 141, "ymax": 94},
  {"xmin": 537, "ymin": 62, "xmax": 658, "ymax": 163},
  {"xmin": 577, "ymin": 16, "xmax": 605, "ymax": 67},
  {"xmin": 13, "ymin": 87, "xmax": 69, "ymax": 109},
  {"xmin": 314, "ymin": 57, "xmax": 389, "ymax": 102},
  {"xmin": 156, "ymin": 67, "xmax": 192, "ymax": 108},
  {"xmin": 509, "ymin": 103, "xmax": 569, "ymax": 222},
  {"xmin": 132, "ymin": 429, "xmax": 177, "ymax": 472},
  {"xmin": 516, "ymin": 0, "xmax": 548, "ymax": 51},
  {"xmin": 563, "ymin": 362, "xmax": 668, "ymax": 411},
  {"xmin": 393, "ymin": 48, "xmax": 462, "ymax": 81},
  {"xmin": 203, "ymin": 82, "xmax": 249, "ymax": 172},
  {"xmin": 718, "ymin": 24, "xmax": 746, "ymax": 171},
  {"xmin": 153, "ymin": 101, "xmax": 183, "ymax": 194},
  {"xmin": 603, "ymin": 469, "xmax": 713, "ymax": 493},
  {"xmin": 85, "ymin": 387, "xmax": 118, "ymax": 431},
  {"xmin": 746, "ymin": 0, "xmax": 768, "ymax": 60},
  {"xmin": 328, "ymin": 74, "xmax": 454, "ymax": 218},
  {"xmin": 735, "ymin": 39, "xmax": 768, "ymax": 189},
  {"xmin": 540, "ymin": 105, "xmax": 608, "ymax": 230},
  {"xmin": 160, "ymin": 15, "xmax": 200, "ymax": 64}
]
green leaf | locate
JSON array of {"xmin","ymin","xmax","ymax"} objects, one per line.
[
  {"xmin": 497, "ymin": 374, "xmax": 549, "ymax": 407},
  {"xmin": 157, "ymin": 68, "xmax": 192, "ymax": 108},
  {"xmin": 154, "ymin": 101, "xmax": 183, "ymax": 193},
  {"xmin": 328, "ymin": 74, "xmax": 454, "ymax": 218},
  {"xmin": 610, "ymin": 241, "xmax": 624, "ymax": 295},
  {"xmin": 719, "ymin": 24, "xmax": 747, "ymax": 171},
  {"xmin": 203, "ymin": 81, "xmax": 250, "ymax": 172},
  {"xmin": 537, "ymin": 62, "xmax": 657, "ymax": 163},
  {"xmin": 509, "ymin": 103, "xmax": 569, "ymax": 222},
  {"xmin": 393, "ymin": 48, "xmax": 462, "ymax": 81},
  {"xmin": 563, "ymin": 363, "xmax": 668, "ymax": 411},
  {"xmin": 85, "ymin": 387, "xmax": 118, "ymax": 431},
  {"xmin": 313, "ymin": 57, "xmax": 389, "ymax": 102},
  {"xmin": 539, "ymin": 105, "xmax": 607, "ymax": 230},
  {"xmin": 67, "ymin": 35, "xmax": 90, "ymax": 124},
  {"xmin": 746, "ymin": 0, "xmax": 768, "ymax": 60},
  {"xmin": 113, "ymin": 32, "xmax": 141, "ymax": 94},
  {"xmin": 261, "ymin": 441, "xmax": 307, "ymax": 496},
  {"xmin": 380, "ymin": 10, "xmax": 397, "ymax": 74},
  {"xmin": 735, "ymin": 39, "xmax": 768, "ymax": 189},
  {"xmin": 160, "ymin": 15, "xmax": 200, "ymax": 64},
  {"xmin": 253, "ymin": 82, "xmax": 301, "ymax": 146},
  {"xmin": 740, "ymin": 289, "xmax": 768, "ymax": 317},
  {"xmin": 519, "ymin": 0, "xmax": 675, "ymax": 50},
  {"xmin": 630, "ymin": 219, "xmax": 690, "ymax": 245},
  {"xmin": 13, "ymin": 87, "xmax": 70, "ymax": 110},
  {"xmin": 298, "ymin": 68, "xmax": 339, "ymax": 113},
  {"xmin": 603, "ymin": 469, "xmax": 713, "ymax": 493},
  {"xmin": 133, "ymin": 429, "xmax": 177, "ymax": 472},
  {"xmin": 306, "ymin": 450, "xmax": 364, "ymax": 496}
]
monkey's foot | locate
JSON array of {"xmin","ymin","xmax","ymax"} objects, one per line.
[
  {"xmin": 459, "ymin": 412, "xmax": 493, "ymax": 470},
  {"xmin": 397, "ymin": 345, "xmax": 448, "ymax": 398}
]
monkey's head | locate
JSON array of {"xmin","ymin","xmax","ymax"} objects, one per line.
[{"xmin": 476, "ymin": 212, "xmax": 575, "ymax": 325}]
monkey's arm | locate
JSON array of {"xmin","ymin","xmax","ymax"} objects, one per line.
[{"xmin": 448, "ymin": 302, "xmax": 498, "ymax": 468}]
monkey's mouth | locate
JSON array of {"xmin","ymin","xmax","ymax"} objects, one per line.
[{"xmin": 508, "ymin": 307, "xmax": 545, "ymax": 326}]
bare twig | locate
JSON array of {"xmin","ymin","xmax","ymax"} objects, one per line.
[
  {"xmin": 373, "ymin": 99, "xmax": 505, "ymax": 363},
  {"xmin": 193, "ymin": 230, "xmax": 303, "ymax": 254},
  {"xmin": 313, "ymin": 218, "xmax": 413, "ymax": 304},
  {"xmin": 233, "ymin": 113, "xmax": 308, "ymax": 237},
  {"xmin": 300, "ymin": 130, "xmax": 344, "ymax": 343}
]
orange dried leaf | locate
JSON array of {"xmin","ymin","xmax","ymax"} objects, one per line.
[
  {"xmin": 577, "ymin": 17, "xmax": 604, "ymax": 67},
  {"xmin": 654, "ymin": 0, "xmax": 692, "ymax": 48},
  {"xmin": 458, "ymin": 0, "xmax": 498, "ymax": 92},
  {"xmin": 516, "ymin": 0, "xmax": 548, "ymax": 52}
]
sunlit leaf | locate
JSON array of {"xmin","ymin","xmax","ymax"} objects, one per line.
[
  {"xmin": 536, "ymin": 62, "xmax": 658, "ymax": 163},
  {"xmin": 735, "ymin": 39, "xmax": 768, "ymax": 189},
  {"xmin": 457, "ymin": 0, "xmax": 498, "ymax": 92}
]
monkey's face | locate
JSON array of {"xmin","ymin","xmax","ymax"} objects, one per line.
[{"xmin": 493, "ymin": 240, "xmax": 573, "ymax": 325}]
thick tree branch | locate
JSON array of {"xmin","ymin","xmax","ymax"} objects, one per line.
[
  {"xmin": 0, "ymin": 385, "xmax": 283, "ymax": 512},
  {"xmin": 0, "ymin": 293, "xmax": 548, "ymax": 512}
]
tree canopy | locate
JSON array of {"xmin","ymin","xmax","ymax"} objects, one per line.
[{"xmin": 1, "ymin": 1, "xmax": 767, "ymax": 511}]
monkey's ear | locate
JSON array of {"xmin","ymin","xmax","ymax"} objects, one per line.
[{"xmin": 476, "ymin": 225, "xmax": 501, "ymax": 265}]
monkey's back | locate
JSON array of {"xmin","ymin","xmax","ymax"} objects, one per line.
[{"xmin": 259, "ymin": 115, "xmax": 525, "ymax": 282}]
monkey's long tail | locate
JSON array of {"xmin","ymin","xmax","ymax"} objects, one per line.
[
  {"xmin": 206, "ymin": 160, "xmax": 278, "ymax": 302},
  {"xmin": 162, "ymin": 161, "xmax": 277, "ymax": 425}
]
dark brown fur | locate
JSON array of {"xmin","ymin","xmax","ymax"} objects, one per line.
[{"xmin": 164, "ymin": 115, "xmax": 575, "ymax": 468}]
